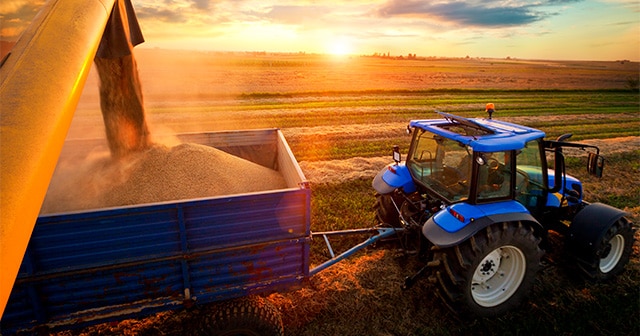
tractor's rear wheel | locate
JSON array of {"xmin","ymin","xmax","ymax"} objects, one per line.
[
  {"xmin": 430, "ymin": 222, "xmax": 543, "ymax": 317},
  {"xmin": 373, "ymin": 192, "xmax": 403, "ymax": 227}
]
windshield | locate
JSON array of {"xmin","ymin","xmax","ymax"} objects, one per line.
[{"xmin": 407, "ymin": 130, "xmax": 472, "ymax": 202}]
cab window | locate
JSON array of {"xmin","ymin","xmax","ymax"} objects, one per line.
[
  {"xmin": 476, "ymin": 151, "xmax": 512, "ymax": 201},
  {"xmin": 516, "ymin": 140, "xmax": 547, "ymax": 209},
  {"xmin": 407, "ymin": 131, "xmax": 471, "ymax": 202}
]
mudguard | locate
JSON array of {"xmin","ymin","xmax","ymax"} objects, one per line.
[
  {"xmin": 423, "ymin": 200, "xmax": 542, "ymax": 248},
  {"xmin": 372, "ymin": 163, "xmax": 416, "ymax": 194},
  {"xmin": 566, "ymin": 202, "xmax": 628, "ymax": 258}
]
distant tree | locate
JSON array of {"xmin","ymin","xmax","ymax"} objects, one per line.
[{"xmin": 626, "ymin": 76, "xmax": 639, "ymax": 91}]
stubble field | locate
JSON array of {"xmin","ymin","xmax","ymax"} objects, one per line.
[{"xmin": 56, "ymin": 50, "xmax": 639, "ymax": 336}]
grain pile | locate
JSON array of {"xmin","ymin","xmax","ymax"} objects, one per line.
[{"xmin": 41, "ymin": 143, "xmax": 287, "ymax": 214}]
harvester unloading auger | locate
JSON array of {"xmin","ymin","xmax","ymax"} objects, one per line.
[{"xmin": 0, "ymin": 0, "xmax": 148, "ymax": 316}]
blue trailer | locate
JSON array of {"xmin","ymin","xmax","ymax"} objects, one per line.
[
  {"xmin": 2, "ymin": 129, "xmax": 311, "ymax": 334},
  {"xmin": 1, "ymin": 129, "xmax": 396, "ymax": 335}
]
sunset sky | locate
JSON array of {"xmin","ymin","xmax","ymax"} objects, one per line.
[{"xmin": 1, "ymin": 0, "xmax": 638, "ymax": 61}]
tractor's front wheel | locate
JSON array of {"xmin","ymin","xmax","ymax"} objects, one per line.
[
  {"xmin": 430, "ymin": 222, "xmax": 543, "ymax": 317},
  {"xmin": 566, "ymin": 203, "xmax": 635, "ymax": 281},
  {"xmin": 573, "ymin": 217, "xmax": 634, "ymax": 281}
]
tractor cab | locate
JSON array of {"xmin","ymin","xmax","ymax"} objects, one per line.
[{"xmin": 404, "ymin": 113, "xmax": 549, "ymax": 214}]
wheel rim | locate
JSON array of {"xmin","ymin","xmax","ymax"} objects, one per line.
[
  {"xmin": 471, "ymin": 246, "xmax": 526, "ymax": 308},
  {"xmin": 599, "ymin": 234, "xmax": 625, "ymax": 274}
]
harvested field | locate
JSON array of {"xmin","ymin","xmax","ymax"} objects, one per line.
[{"xmin": 48, "ymin": 50, "xmax": 639, "ymax": 336}]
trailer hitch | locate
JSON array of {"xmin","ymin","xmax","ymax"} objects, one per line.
[
  {"xmin": 309, "ymin": 227, "xmax": 402, "ymax": 276},
  {"xmin": 402, "ymin": 260, "xmax": 440, "ymax": 290}
]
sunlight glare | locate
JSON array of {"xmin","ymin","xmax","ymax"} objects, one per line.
[{"xmin": 327, "ymin": 37, "xmax": 353, "ymax": 56}]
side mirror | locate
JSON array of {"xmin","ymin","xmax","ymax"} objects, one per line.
[
  {"xmin": 556, "ymin": 133, "xmax": 573, "ymax": 142},
  {"xmin": 587, "ymin": 153, "xmax": 604, "ymax": 178},
  {"xmin": 393, "ymin": 145, "xmax": 401, "ymax": 164},
  {"xmin": 406, "ymin": 125, "xmax": 412, "ymax": 135}
]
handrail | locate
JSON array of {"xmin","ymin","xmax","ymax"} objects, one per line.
[{"xmin": 0, "ymin": 0, "xmax": 116, "ymax": 317}]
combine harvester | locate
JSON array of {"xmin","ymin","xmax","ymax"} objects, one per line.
[{"xmin": 1, "ymin": 0, "xmax": 634, "ymax": 334}]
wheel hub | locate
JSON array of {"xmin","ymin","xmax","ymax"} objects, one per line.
[
  {"xmin": 599, "ymin": 234, "xmax": 625, "ymax": 274},
  {"xmin": 471, "ymin": 246, "xmax": 527, "ymax": 308},
  {"xmin": 473, "ymin": 249, "xmax": 502, "ymax": 283}
]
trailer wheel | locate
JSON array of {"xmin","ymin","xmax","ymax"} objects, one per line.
[
  {"xmin": 430, "ymin": 222, "xmax": 542, "ymax": 317},
  {"xmin": 200, "ymin": 296, "xmax": 284, "ymax": 336}
]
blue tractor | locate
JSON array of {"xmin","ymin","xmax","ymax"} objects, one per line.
[{"xmin": 373, "ymin": 111, "xmax": 635, "ymax": 316}]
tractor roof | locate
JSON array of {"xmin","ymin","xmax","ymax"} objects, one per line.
[{"xmin": 409, "ymin": 112, "xmax": 546, "ymax": 152}]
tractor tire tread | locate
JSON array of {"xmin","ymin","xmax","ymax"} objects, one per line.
[
  {"xmin": 199, "ymin": 296, "xmax": 284, "ymax": 336},
  {"xmin": 431, "ymin": 221, "xmax": 543, "ymax": 317}
]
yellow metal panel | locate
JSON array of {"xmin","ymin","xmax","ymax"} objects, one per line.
[{"xmin": 0, "ymin": 0, "xmax": 116, "ymax": 317}]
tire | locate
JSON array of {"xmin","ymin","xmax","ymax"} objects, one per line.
[
  {"xmin": 430, "ymin": 222, "xmax": 543, "ymax": 317},
  {"xmin": 200, "ymin": 296, "xmax": 284, "ymax": 336},
  {"xmin": 373, "ymin": 192, "xmax": 403, "ymax": 227},
  {"xmin": 575, "ymin": 217, "xmax": 634, "ymax": 281}
]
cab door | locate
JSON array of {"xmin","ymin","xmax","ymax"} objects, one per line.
[{"xmin": 515, "ymin": 139, "xmax": 549, "ymax": 218}]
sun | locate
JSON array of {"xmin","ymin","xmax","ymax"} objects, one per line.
[{"xmin": 327, "ymin": 37, "xmax": 353, "ymax": 56}]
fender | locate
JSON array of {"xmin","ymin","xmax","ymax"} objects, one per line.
[
  {"xmin": 423, "ymin": 200, "xmax": 542, "ymax": 248},
  {"xmin": 372, "ymin": 162, "xmax": 416, "ymax": 194},
  {"xmin": 567, "ymin": 202, "xmax": 628, "ymax": 258}
]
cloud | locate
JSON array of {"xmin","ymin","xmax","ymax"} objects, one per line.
[
  {"xmin": 375, "ymin": 0, "xmax": 582, "ymax": 28},
  {"xmin": 135, "ymin": 0, "xmax": 221, "ymax": 24},
  {"xmin": 259, "ymin": 5, "xmax": 327, "ymax": 25},
  {"xmin": 136, "ymin": 6, "xmax": 189, "ymax": 23},
  {"xmin": 190, "ymin": 0, "xmax": 211, "ymax": 11},
  {"xmin": 0, "ymin": 0, "xmax": 46, "ymax": 40}
]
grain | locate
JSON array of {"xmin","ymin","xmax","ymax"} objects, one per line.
[
  {"xmin": 41, "ymin": 143, "xmax": 287, "ymax": 214},
  {"xmin": 95, "ymin": 52, "xmax": 151, "ymax": 158}
]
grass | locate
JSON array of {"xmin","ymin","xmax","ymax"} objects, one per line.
[
  {"xmin": 144, "ymin": 89, "xmax": 640, "ymax": 161},
  {"xmin": 567, "ymin": 150, "xmax": 640, "ymax": 211},
  {"xmin": 148, "ymin": 89, "xmax": 639, "ymax": 116}
]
